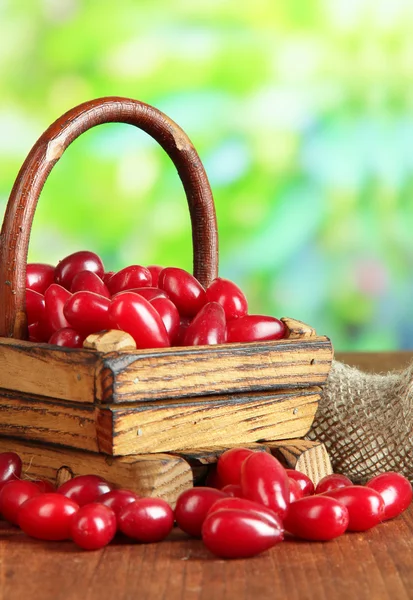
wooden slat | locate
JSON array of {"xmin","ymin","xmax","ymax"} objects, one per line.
[
  {"xmin": 97, "ymin": 336, "xmax": 333, "ymax": 403},
  {"xmin": 0, "ymin": 389, "xmax": 99, "ymax": 452},
  {"xmin": 0, "ymin": 337, "xmax": 97, "ymax": 403},
  {"xmin": 0, "ymin": 388, "xmax": 320, "ymax": 456},
  {"xmin": 97, "ymin": 387, "xmax": 320, "ymax": 455},
  {"xmin": 268, "ymin": 439, "xmax": 333, "ymax": 485},
  {"xmin": 0, "ymin": 438, "xmax": 193, "ymax": 507}
]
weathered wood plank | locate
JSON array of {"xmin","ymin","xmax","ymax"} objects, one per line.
[
  {"xmin": 97, "ymin": 336, "xmax": 333, "ymax": 403},
  {"xmin": 97, "ymin": 387, "xmax": 320, "ymax": 455},
  {"xmin": 0, "ymin": 389, "xmax": 99, "ymax": 451},
  {"xmin": 0, "ymin": 337, "xmax": 97, "ymax": 403},
  {"xmin": 268, "ymin": 439, "xmax": 333, "ymax": 485},
  {"xmin": 0, "ymin": 388, "xmax": 319, "ymax": 456},
  {"xmin": 0, "ymin": 438, "xmax": 193, "ymax": 507}
]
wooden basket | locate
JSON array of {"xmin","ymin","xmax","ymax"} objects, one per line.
[{"xmin": 0, "ymin": 97, "xmax": 334, "ymax": 503}]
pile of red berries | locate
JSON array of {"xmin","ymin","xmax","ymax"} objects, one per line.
[
  {"xmin": 1, "ymin": 449, "xmax": 411, "ymax": 558},
  {"xmin": 26, "ymin": 251, "xmax": 286, "ymax": 349}
]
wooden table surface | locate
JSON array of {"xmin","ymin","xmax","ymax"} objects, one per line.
[
  {"xmin": 1, "ymin": 506, "xmax": 413, "ymax": 600},
  {"xmin": 1, "ymin": 352, "xmax": 413, "ymax": 600}
]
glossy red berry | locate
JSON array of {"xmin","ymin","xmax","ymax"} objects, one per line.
[
  {"xmin": 48, "ymin": 328, "xmax": 85, "ymax": 348},
  {"xmin": 57, "ymin": 475, "xmax": 113, "ymax": 506},
  {"xmin": 0, "ymin": 480, "xmax": 40, "ymax": 524},
  {"xmin": 26, "ymin": 263, "xmax": 54, "ymax": 294},
  {"xmin": 71, "ymin": 503, "xmax": 117, "ymax": 550},
  {"xmin": 118, "ymin": 497, "xmax": 174, "ymax": 543},
  {"xmin": 71, "ymin": 270, "xmax": 110, "ymax": 298},
  {"xmin": 109, "ymin": 292, "xmax": 169, "ymax": 348},
  {"xmin": 44, "ymin": 284, "xmax": 71, "ymax": 332},
  {"xmin": 55, "ymin": 251, "xmax": 105, "ymax": 290},
  {"xmin": 183, "ymin": 302, "xmax": 226, "ymax": 346},
  {"xmin": 18, "ymin": 493, "xmax": 79, "ymax": 541},
  {"xmin": 366, "ymin": 472, "xmax": 413, "ymax": 521},
  {"xmin": 147, "ymin": 265, "xmax": 163, "ymax": 287},
  {"xmin": 64, "ymin": 291, "xmax": 111, "ymax": 335},
  {"xmin": 227, "ymin": 315, "xmax": 286, "ymax": 343},
  {"xmin": 217, "ymin": 448, "xmax": 254, "ymax": 486},
  {"xmin": 207, "ymin": 496, "xmax": 284, "ymax": 532},
  {"xmin": 322, "ymin": 486, "xmax": 385, "ymax": 531},
  {"xmin": 286, "ymin": 470, "xmax": 315, "ymax": 496},
  {"xmin": 174, "ymin": 487, "xmax": 227, "ymax": 537},
  {"xmin": 28, "ymin": 320, "xmax": 52, "ymax": 343},
  {"xmin": 315, "ymin": 474, "xmax": 353, "ymax": 495},
  {"xmin": 289, "ymin": 478, "xmax": 304, "ymax": 503},
  {"xmin": 26, "ymin": 289, "xmax": 46, "ymax": 325},
  {"xmin": 202, "ymin": 508, "xmax": 283, "ymax": 559},
  {"xmin": 0, "ymin": 452, "xmax": 22, "ymax": 491},
  {"xmin": 158, "ymin": 267, "xmax": 206, "ymax": 317},
  {"xmin": 102, "ymin": 271, "xmax": 115, "ymax": 285},
  {"xmin": 128, "ymin": 287, "xmax": 169, "ymax": 301},
  {"xmin": 98, "ymin": 489, "xmax": 140, "ymax": 524},
  {"xmin": 241, "ymin": 452, "xmax": 290, "ymax": 519},
  {"xmin": 107, "ymin": 265, "xmax": 152, "ymax": 295},
  {"xmin": 31, "ymin": 479, "xmax": 55, "ymax": 493},
  {"xmin": 284, "ymin": 496, "xmax": 349, "ymax": 541},
  {"xmin": 221, "ymin": 484, "xmax": 243, "ymax": 497},
  {"xmin": 174, "ymin": 318, "xmax": 191, "ymax": 347},
  {"xmin": 206, "ymin": 277, "xmax": 248, "ymax": 319},
  {"xmin": 150, "ymin": 296, "xmax": 180, "ymax": 343}
]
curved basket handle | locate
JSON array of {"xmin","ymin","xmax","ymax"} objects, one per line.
[{"xmin": 0, "ymin": 96, "xmax": 219, "ymax": 339}]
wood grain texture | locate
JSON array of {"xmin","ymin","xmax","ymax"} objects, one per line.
[
  {"xmin": 281, "ymin": 316, "xmax": 316, "ymax": 338},
  {"xmin": 0, "ymin": 96, "xmax": 218, "ymax": 339},
  {"xmin": 0, "ymin": 389, "xmax": 99, "ymax": 451},
  {"xmin": 0, "ymin": 387, "xmax": 319, "ymax": 456},
  {"xmin": 97, "ymin": 336, "xmax": 333, "ymax": 403},
  {"xmin": 0, "ymin": 337, "xmax": 97, "ymax": 402},
  {"xmin": 83, "ymin": 330, "xmax": 137, "ymax": 352},
  {"xmin": 1, "ymin": 505, "xmax": 412, "ymax": 600},
  {"xmin": 268, "ymin": 439, "xmax": 333, "ymax": 485},
  {"xmin": 96, "ymin": 387, "xmax": 320, "ymax": 455},
  {"xmin": 0, "ymin": 438, "xmax": 193, "ymax": 507}
]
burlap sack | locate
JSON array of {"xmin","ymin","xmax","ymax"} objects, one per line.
[{"xmin": 308, "ymin": 360, "xmax": 413, "ymax": 483}]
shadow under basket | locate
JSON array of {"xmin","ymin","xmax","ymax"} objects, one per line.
[{"xmin": 0, "ymin": 97, "xmax": 334, "ymax": 505}]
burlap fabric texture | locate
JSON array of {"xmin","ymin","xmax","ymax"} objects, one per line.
[{"xmin": 308, "ymin": 360, "xmax": 413, "ymax": 483}]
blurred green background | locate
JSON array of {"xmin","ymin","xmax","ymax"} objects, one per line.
[{"xmin": 1, "ymin": 0, "xmax": 413, "ymax": 350}]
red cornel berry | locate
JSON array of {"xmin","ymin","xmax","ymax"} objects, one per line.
[
  {"xmin": 0, "ymin": 480, "xmax": 40, "ymax": 524},
  {"xmin": 118, "ymin": 498, "xmax": 174, "ymax": 543},
  {"xmin": 322, "ymin": 486, "xmax": 385, "ymax": 531},
  {"xmin": 284, "ymin": 496, "xmax": 349, "ymax": 541},
  {"xmin": 0, "ymin": 452, "xmax": 22, "ymax": 491},
  {"xmin": 55, "ymin": 251, "xmax": 105, "ymax": 290},
  {"xmin": 57, "ymin": 475, "xmax": 113, "ymax": 506},
  {"xmin": 71, "ymin": 504, "xmax": 117, "ymax": 550},
  {"xmin": 366, "ymin": 472, "xmax": 413, "ymax": 521},
  {"xmin": 18, "ymin": 494, "xmax": 79, "ymax": 541},
  {"xmin": 241, "ymin": 452, "xmax": 290, "ymax": 519},
  {"xmin": 217, "ymin": 448, "xmax": 254, "ymax": 486},
  {"xmin": 202, "ymin": 508, "xmax": 283, "ymax": 559},
  {"xmin": 174, "ymin": 487, "xmax": 227, "ymax": 537},
  {"xmin": 109, "ymin": 292, "xmax": 170, "ymax": 348}
]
